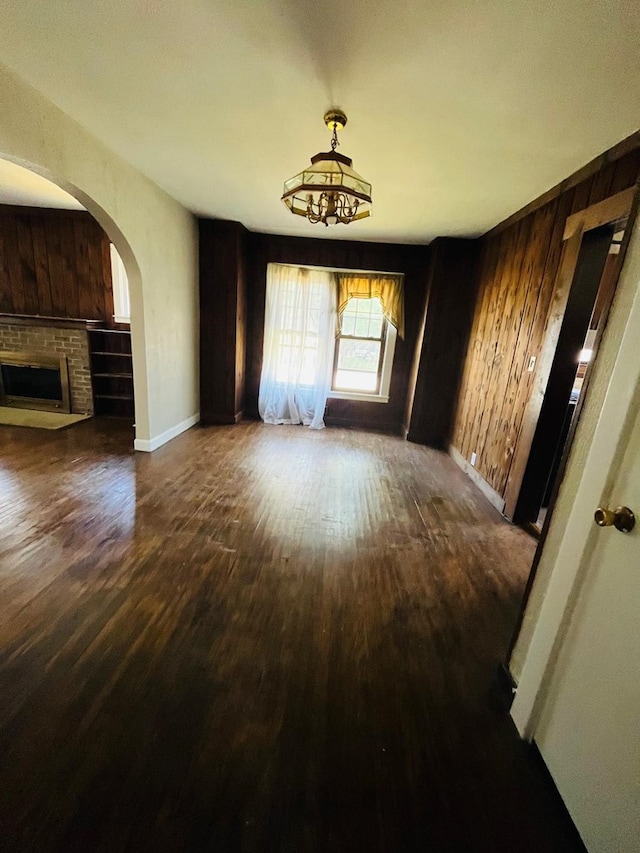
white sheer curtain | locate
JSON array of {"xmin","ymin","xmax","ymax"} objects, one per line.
[{"xmin": 258, "ymin": 263, "xmax": 336, "ymax": 429}]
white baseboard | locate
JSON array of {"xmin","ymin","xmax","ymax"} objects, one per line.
[
  {"xmin": 448, "ymin": 444, "xmax": 506, "ymax": 514},
  {"xmin": 134, "ymin": 413, "xmax": 200, "ymax": 452}
]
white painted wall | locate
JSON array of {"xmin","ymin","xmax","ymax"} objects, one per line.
[{"xmin": 0, "ymin": 63, "xmax": 199, "ymax": 449}]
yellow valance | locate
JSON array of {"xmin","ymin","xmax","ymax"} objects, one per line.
[{"xmin": 337, "ymin": 273, "xmax": 405, "ymax": 338}]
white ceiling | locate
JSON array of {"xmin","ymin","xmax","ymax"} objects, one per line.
[{"xmin": 0, "ymin": 0, "xmax": 638, "ymax": 243}]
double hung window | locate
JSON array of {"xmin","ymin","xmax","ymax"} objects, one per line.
[{"xmin": 332, "ymin": 296, "xmax": 394, "ymax": 397}]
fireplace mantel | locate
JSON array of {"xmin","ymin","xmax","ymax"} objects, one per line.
[{"xmin": 0, "ymin": 314, "xmax": 104, "ymax": 331}]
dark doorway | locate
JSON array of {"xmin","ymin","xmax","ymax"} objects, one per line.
[{"xmin": 513, "ymin": 221, "xmax": 624, "ymax": 527}]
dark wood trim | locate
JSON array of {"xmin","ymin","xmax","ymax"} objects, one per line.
[
  {"xmin": 563, "ymin": 186, "xmax": 635, "ymax": 239},
  {"xmin": 486, "ymin": 131, "xmax": 640, "ymax": 238}
]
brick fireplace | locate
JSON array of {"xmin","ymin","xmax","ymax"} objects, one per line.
[{"xmin": 0, "ymin": 317, "xmax": 96, "ymax": 414}]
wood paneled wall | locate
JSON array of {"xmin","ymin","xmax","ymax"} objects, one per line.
[
  {"xmin": 451, "ymin": 146, "xmax": 640, "ymax": 506},
  {"xmin": 406, "ymin": 237, "xmax": 480, "ymax": 448},
  {"xmin": 0, "ymin": 206, "xmax": 114, "ymax": 323},
  {"xmin": 243, "ymin": 231, "xmax": 430, "ymax": 432},
  {"xmin": 199, "ymin": 219, "xmax": 247, "ymax": 425}
]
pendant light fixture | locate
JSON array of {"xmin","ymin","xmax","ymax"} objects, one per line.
[{"xmin": 281, "ymin": 109, "xmax": 372, "ymax": 226}]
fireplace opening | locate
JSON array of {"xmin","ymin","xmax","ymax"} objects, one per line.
[
  {"xmin": 2, "ymin": 364, "xmax": 62, "ymax": 401},
  {"xmin": 0, "ymin": 351, "xmax": 71, "ymax": 412}
]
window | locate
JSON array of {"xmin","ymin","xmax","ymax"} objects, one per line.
[
  {"xmin": 331, "ymin": 296, "xmax": 397, "ymax": 403},
  {"xmin": 259, "ymin": 264, "xmax": 402, "ymax": 420},
  {"xmin": 110, "ymin": 243, "xmax": 131, "ymax": 324}
]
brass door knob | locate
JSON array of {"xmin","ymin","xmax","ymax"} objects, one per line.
[{"xmin": 594, "ymin": 506, "xmax": 636, "ymax": 533}]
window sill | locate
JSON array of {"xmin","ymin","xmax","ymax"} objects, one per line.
[{"xmin": 328, "ymin": 390, "xmax": 389, "ymax": 404}]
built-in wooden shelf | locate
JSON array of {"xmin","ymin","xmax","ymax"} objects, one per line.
[{"xmin": 88, "ymin": 329, "xmax": 134, "ymax": 419}]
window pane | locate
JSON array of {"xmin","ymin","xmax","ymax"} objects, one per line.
[
  {"xmin": 341, "ymin": 312, "xmax": 356, "ymax": 336},
  {"xmin": 340, "ymin": 297, "xmax": 384, "ymax": 340},
  {"xmin": 354, "ymin": 315, "xmax": 371, "ymax": 337},
  {"xmin": 335, "ymin": 339, "xmax": 381, "ymax": 391},
  {"xmin": 367, "ymin": 315, "xmax": 383, "ymax": 338}
]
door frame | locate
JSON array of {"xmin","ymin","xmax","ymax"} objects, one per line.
[
  {"xmin": 506, "ymin": 186, "xmax": 638, "ymax": 666},
  {"xmin": 503, "ymin": 187, "xmax": 637, "ymax": 520},
  {"xmin": 510, "ymin": 194, "xmax": 640, "ymax": 738}
]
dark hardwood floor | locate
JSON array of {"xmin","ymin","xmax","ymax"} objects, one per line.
[{"xmin": 0, "ymin": 419, "xmax": 584, "ymax": 852}]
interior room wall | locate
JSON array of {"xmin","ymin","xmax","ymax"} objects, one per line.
[
  {"xmin": 450, "ymin": 142, "xmax": 640, "ymax": 515},
  {"xmin": 0, "ymin": 205, "xmax": 114, "ymax": 323},
  {"xmin": 0, "ymin": 63, "xmax": 199, "ymax": 448}
]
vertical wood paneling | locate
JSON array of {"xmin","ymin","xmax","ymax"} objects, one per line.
[
  {"xmin": 501, "ymin": 190, "xmax": 576, "ymax": 511},
  {"xmin": 406, "ymin": 238, "xmax": 480, "ymax": 448},
  {"xmin": 451, "ymin": 147, "xmax": 640, "ymax": 505},
  {"xmin": 45, "ymin": 218, "xmax": 66, "ymax": 315},
  {"xmin": 610, "ymin": 149, "xmax": 640, "ymax": 194},
  {"xmin": 0, "ymin": 206, "xmax": 113, "ymax": 323},
  {"xmin": 5, "ymin": 216, "xmax": 26, "ymax": 314},
  {"xmin": 199, "ymin": 219, "xmax": 247, "ymax": 425},
  {"xmin": 235, "ymin": 242, "xmax": 247, "ymax": 417},
  {"xmin": 15, "ymin": 215, "xmax": 38, "ymax": 315},
  {"xmin": 475, "ymin": 218, "xmax": 531, "ymax": 487},
  {"xmin": 59, "ymin": 218, "xmax": 80, "ymax": 318},
  {"xmin": 31, "ymin": 218, "xmax": 53, "ymax": 316},
  {"xmin": 0, "ymin": 224, "xmax": 12, "ymax": 312},
  {"xmin": 73, "ymin": 218, "xmax": 94, "ymax": 319}
]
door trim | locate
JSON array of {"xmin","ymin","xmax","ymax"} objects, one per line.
[{"xmin": 563, "ymin": 187, "xmax": 636, "ymax": 239}]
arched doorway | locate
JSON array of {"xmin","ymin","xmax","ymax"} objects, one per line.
[{"xmin": 0, "ymin": 156, "xmax": 143, "ymax": 432}]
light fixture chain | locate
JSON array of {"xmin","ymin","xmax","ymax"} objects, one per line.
[{"xmin": 330, "ymin": 122, "xmax": 339, "ymax": 151}]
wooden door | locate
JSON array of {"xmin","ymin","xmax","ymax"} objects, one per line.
[{"xmin": 533, "ymin": 398, "xmax": 640, "ymax": 850}]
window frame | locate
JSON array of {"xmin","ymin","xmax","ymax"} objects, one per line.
[
  {"xmin": 110, "ymin": 243, "xmax": 131, "ymax": 325},
  {"xmin": 329, "ymin": 296, "xmax": 398, "ymax": 404}
]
